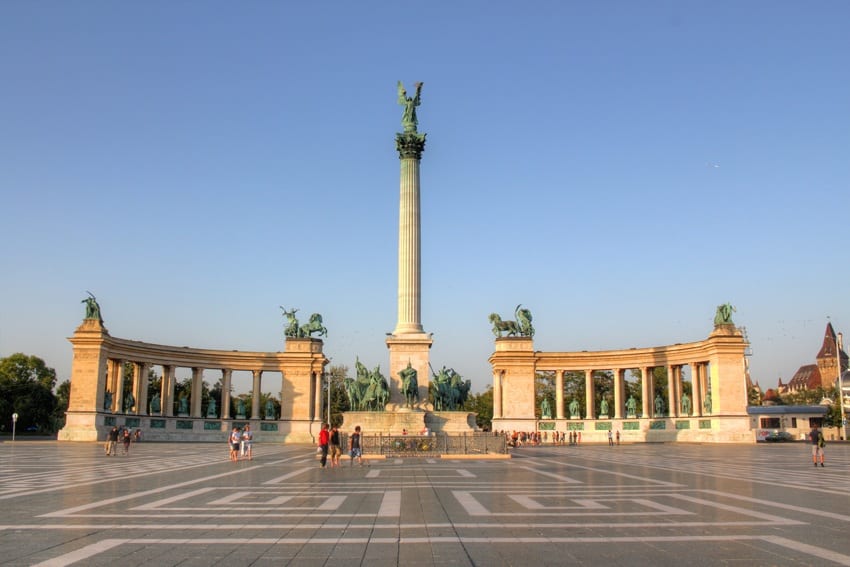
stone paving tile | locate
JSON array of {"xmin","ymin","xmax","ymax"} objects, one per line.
[{"xmin": 1, "ymin": 441, "xmax": 849, "ymax": 566}]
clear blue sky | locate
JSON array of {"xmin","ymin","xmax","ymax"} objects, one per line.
[{"xmin": 2, "ymin": 2, "xmax": 848, "ymax": 396}]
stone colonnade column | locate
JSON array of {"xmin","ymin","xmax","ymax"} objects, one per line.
[
  {"xmin": 314, "ymin": 372, "xmax": 323, "ymax": 422},
  {"xmin": 691, "ymin": 362, "xmax": 703, "ymax": 417},
  {"xmin": 613, "ymin": 368, "xmax": 623, "ymax": 419},
  {"xmin": 163, "ymin": 365, "xmax": 176, "ymax": 417},
  {"xmin": 555, "ymin": 370, "xmax": 564, "ymax": 419},
  {"xmin": 642, "ymin": 366, "xmax": 652, "ymax": 418},
  {"xmin": 111, "ymin": 359, "xmax": 124, "ymax": 413},
  {"xmin": 252, "ymin": 370, "xmax": 262, "ymax": 420},
  {"xmin": 222, "ymin": 369, "xmax": 232, "ymax": 419},
  {"xmin": 584, "ymin": 369, "xmax": 594, "ymax": 419},
  {"xmin": 136, "ymin": 363, "xmax": 150, "ymax": 415},
  {"xmin": 492, "ymin": 371, "xmax": 502, "ymax": 419},
  {"xmin": 666, "ymin": 365, "xmax": 676, "ymax": 418},
  {"xmin": 191, "ymin": 367, "xmax": 203, "ymax": 418}
]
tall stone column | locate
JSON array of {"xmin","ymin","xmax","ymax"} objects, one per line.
[{"xmin": 387, "ymin": 103, "xmax": 432, "ymax": 408}]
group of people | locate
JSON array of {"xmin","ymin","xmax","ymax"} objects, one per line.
[
  {"xmin": 505, "ymin": 429, "xmax": 623, "ymax": 447},
  {"xmin": 104, "ymin": 425, "xmax": 140, "ymax": 456},
  {"xmin": 228, "ymin": 424, "xmax": 253, "ymax": 461},
  {"xmin": 318, "ymin": 424, "xmax": 364, "ymax": 468}
]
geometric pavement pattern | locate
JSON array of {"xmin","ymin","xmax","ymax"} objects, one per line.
[{"xmin": 0, "ymin": 441, "xmax": 848, "ymax": 566}]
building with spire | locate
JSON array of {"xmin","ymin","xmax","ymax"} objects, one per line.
[{"xmin": 781, "ymin": 322, "xmax": 848, "ymax": 393}]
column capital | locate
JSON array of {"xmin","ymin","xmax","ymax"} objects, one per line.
[{"xmin": 396, "ymin": 131, "xmax": 426, "ymax": 159}]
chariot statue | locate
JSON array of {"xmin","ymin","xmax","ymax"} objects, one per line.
[
  {"xmin": 489, "ymin": 304, "xmax": 534, "ymax": 338},
  {"xmin": 280, "ymin": 306, "xmax": 327, "ymax": 338}
]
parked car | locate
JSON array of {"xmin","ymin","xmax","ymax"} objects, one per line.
[{"xmin": 764, "ymin": 430, "xmax": 794, "ymax": 442}]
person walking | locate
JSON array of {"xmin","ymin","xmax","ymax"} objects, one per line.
[
  {"xmin": 318, "ymin": 423, "xmax": 330, "ymax": 468},
  {"xmin": 229, "ymin": 427, "xmax": 241, "ymax": 462},
  {"xmin": 615, "ymin": 430, "xmax": 621, "ymax": 446},
  {"xmin": 809, "ymin": 424, "xmax": 826, "ymax": 467},
  {"xmin": 607, "ymin": 430, "xmax": 614, "ymax": 446},
  {"xmin": 122, "ymin": 427, "xmax": 132, "ymax": 455},
  {"xmin": 241, "ymin": 424, "xmax": 254, "ymax": 461},
  {"xmin": 329, "ymin": 425, "xmax": 342, "ymax": 468},
  {"xmin": 105, "ymin": 426, "xmax": 119, "ymax": 456},
  {"xmin": 349, "ymin": 425, "xmax": 364, "ymax": 466}
]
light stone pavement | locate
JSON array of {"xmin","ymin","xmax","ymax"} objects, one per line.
[{"xmin": 0, "ymin": 440, "xmax": 848, "ymax": 566}]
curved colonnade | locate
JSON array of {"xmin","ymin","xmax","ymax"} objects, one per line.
[
  {"xmin": 490, "ymin": 325, "xmax": 752, "ymax": 442},
  {"xmin": 59, "ymin": 319, "xmax": 328, "ymax": 442}
]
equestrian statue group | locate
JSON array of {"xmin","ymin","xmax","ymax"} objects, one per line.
[
  {"xmin": 280, "ymin": 306, "xmax": 327, "ymax": 338},
  {"xmin": 342, "ymin": 358, "xmax": 470, "ymax": 413},
  {"xmin": 344, "ymin": 359, "xmax": 391, "ymax": 412},
  {"xmin": 489, "ymin": 304, "xmax": 534, "ymax": 338}
]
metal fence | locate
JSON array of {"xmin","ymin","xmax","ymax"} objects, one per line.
[{"xmin": 339, "ymin": 433, "xmax": 507, "ymax": 457}]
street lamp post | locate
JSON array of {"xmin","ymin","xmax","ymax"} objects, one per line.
[{"xmin": 837, "ymin": 332, "xmax": 846, "ymax": 440}]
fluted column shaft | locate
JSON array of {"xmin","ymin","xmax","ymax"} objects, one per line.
[{"xmin": 395, "ymin": 156, "xmax": 423, "ymax": 334}]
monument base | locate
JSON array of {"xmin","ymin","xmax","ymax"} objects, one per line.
[{"xmin": 341, "ymin": 410, "xmax": 478, "ymax": 435}]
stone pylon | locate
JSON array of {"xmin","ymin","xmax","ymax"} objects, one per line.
[{"xmin": 386, "ymin": 107, "xmax": 432, "ymax": 409}]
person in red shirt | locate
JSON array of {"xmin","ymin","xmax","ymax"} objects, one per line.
[{"xmin": 318, "ymin": 423, "xmax": 330, "ymax": 468}]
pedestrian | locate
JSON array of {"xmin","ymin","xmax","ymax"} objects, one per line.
[
  {"xmin": 349, "ymin": 425, "xmax": 363, "ymax": 466},
  {"xmin": 329, "ymin": 425, "xmax": 341, "ymax": 468},
  {"xmin": 607, "ymin": 429, "xmax": 614, "ymax": 446},
  {"xmin": 105, "ymin": 425, "xmax": 119, "ymax": 456},
  {"xmin": 122, "ymin": 427, "xmax": 132, "ymax": 455},
  {"xmin": 229, "ymin": 427, "xmax": 241, "ymax": 462},
  {"xmin": 616, "ymin": 430, "xmax": 620, "ymax": 445},
  {"xmin": 241, "ymin": 424, "xmax": 254, "ymax": 460},
  {"xmin": 577, "ymin": 431, "xmax": 582, "ymax": 444},
  {"xmin": 809, "ymin": 424, "xmax": 825, "ymax": 467},
  {"xmin": 318, "ymin": 423, "xmax": 330, "ymax": 468}
]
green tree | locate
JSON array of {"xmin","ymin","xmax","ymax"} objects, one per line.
[
  {"xmin": 463, "ymin": 386, "xmax": 493, "ymax": 430},
  {"xmin": 818, "ymin": 386, "xmax": 844, "ymax": 438},
  {"xmin": 54, "ymin": 380, "xmax": 71, "ymax": 429},
  {"xmin": 0, "ymin": 353, "xmax": 58, "ymax": 433},
  {"xmin": 322, "ymin": 364, "xmax": 351, "ymax": 427},
  {"xmin": 748, "ymin": 385, "xmax": 763, "ymax": 406}
]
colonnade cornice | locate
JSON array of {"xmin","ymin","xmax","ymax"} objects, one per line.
[
  {"xmin": 492, "ymin": 334, "xmax": 746, "ymax": 372},
  {"xmin": 98, "ymin": 336, "xmax": 326, "ymax": 372}
]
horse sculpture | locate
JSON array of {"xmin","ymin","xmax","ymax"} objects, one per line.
[
  {"xmin": 430, "ymin": 366, "xmax": 469, "ymax": 411},
  {"xmin": 488, "ymin": 313, "xmax": 520, "ymax": 337},
  {"xmin": 299, "ymin": 313, "xmax": 328, "ymax": 338},
  {"xmin": 399, "ymin": 363, "xmax": 419, "ymax": 408}
]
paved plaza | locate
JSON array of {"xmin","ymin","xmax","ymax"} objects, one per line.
[{"xmin": 0, "ymin": 440, "xmax": 848, "ymax": 566}]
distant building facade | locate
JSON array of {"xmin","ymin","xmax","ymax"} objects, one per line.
[{"xmin": 778, "ymin": 322, "xmax": 847, "ymax": 394}]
